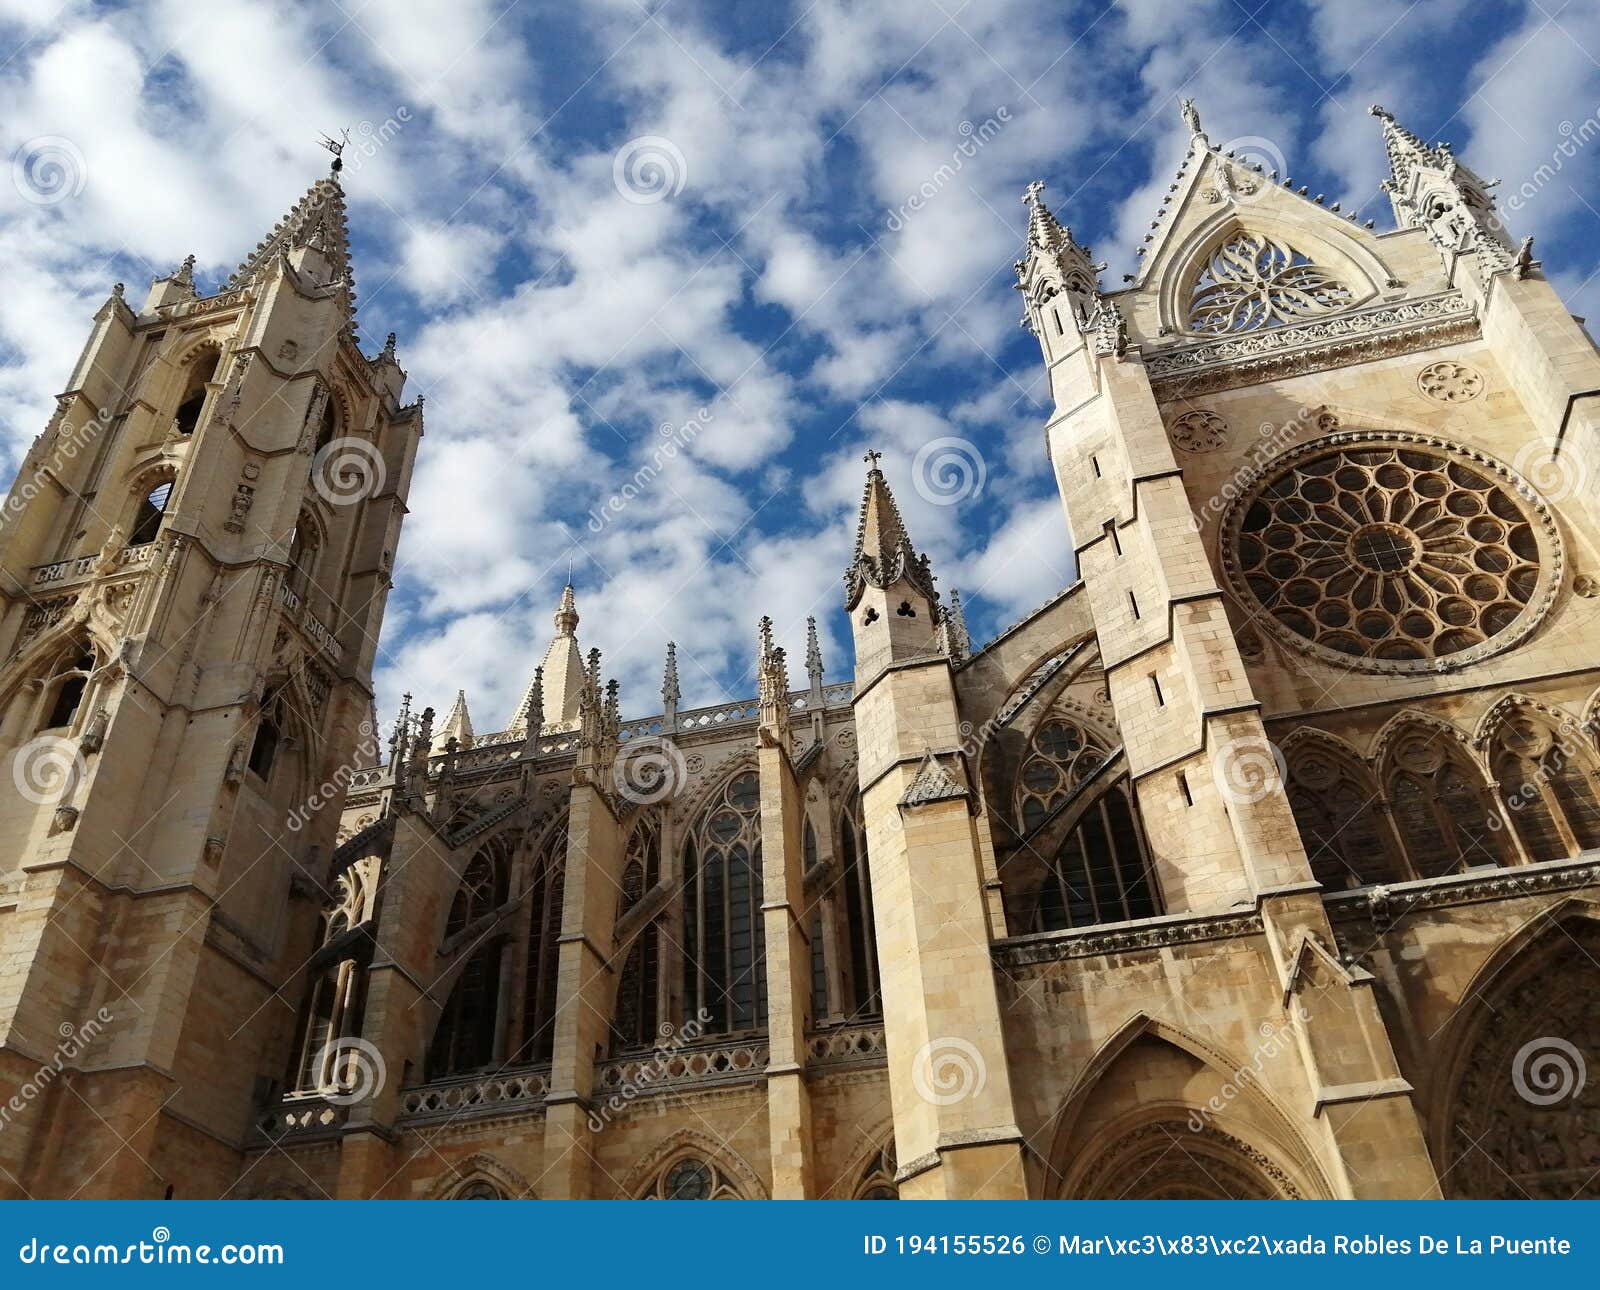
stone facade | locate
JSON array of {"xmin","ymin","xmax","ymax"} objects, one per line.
[{"xmin": 0, "ymin": 106, "xmax": 1596, "ymax": 1200}]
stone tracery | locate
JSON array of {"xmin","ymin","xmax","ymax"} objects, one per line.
[{"xmin": 1187, "ymin": 231, "xmax": 1354, "ymax": 334}]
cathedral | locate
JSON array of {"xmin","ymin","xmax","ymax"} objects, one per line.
[{"xmin": 0, "ymin": 102, "xmax": 1595, "ymax": 1201}]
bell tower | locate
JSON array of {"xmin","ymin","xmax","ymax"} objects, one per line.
[{"xmin": 0, "ymin": 161, "xmax": 421, "ymax": 1197}]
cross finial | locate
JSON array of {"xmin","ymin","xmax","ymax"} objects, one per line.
[
  {"xmin": 1022, "ymin": 179, "xmax": 1046, "ymax": 205},
  {"xmin": 863, "ymin": 449, "xmax": 883, "ymax": 469}
]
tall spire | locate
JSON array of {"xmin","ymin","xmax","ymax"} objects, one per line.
[
  {"xmin": 433, "ymin": 689, "xmax": 474, "ymax": 753},
  {"xmin": 661, "ymin": 641, "xmax": 681, "ymax": 732},
  {"xmin": 844, "ymin": 451, "xmax": 937, "ymax": 611},
  {"xmin": 226, "ymin": 171, "xmax": 356, "ymax": 317},
  {"xmin": 757, "ymin": 616, "xmax": 791, "ymax": 744},
  {"xmin": 1369, "ymin": 104, "xmax": 1447, "ymax": 193},
  {"xmin": 804, "ymin": 615, "xmax": 824, "ymax": 700},
  {"xmin": 941, "ymin": 588, "xmax": 972, "ymax": 662},
  {"xmin": 509, "ymin": 582, "xmax": 585, "ymax": 736},
  {"xmin": 1015, "ymin": 180, "xmax": 1104, "ymax": 336}
]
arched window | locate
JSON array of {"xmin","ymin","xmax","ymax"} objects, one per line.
[
  {"xmin": 129, "ymin": 481, "xmax": 172, "ymax": 546},
  {"xmin": 1488, "ymin": 711, "xmax": 1600, "ymax": 862},
  {"xmin": 853, "ymin": 1145, "xmax": 898, "ymax": 1199},
  {"xmin": 450, "ymin": 1180, "xmax": 503, "ymax": 1200},
  {"xmin": 427, "ymin": 944, "xmax": 501, "ymax": 1077},
  {"xmin": 290, "ymin": 860, "xmax": 376, "ymax": 1093},
  {"xmin": 612, "ymin": 817, "xmax": 661, "ymax": 1051},
  {"xmin": 682, "ymin": 771, "xmax": 765, "ymax": 1034},
  {"xmin": 1386, "ymin": 729, "xmax": 1512, "ymax": 877},
  {"xmin": 1285, "ymin": 744, "xmax": 1402, "ymax": 890},
  {"xmin": 805, "ymin": 820, "xmax": 828, "ymax": 1021},
  {"xmin": 638, "ymin": 1155, "xmax": 744, "ymax": 1200},
  {"xmin": 248, "ymin": 691, "xmax": 285, "ymax": 781},
  {"xmin": 1016, "ymin": 715, "xmax": 1109, "ymax": 831},
  {"xmin": 516, "ymin": 818, "xmax": 566, "ymax": 1065},
  {"xmin": 40, "ymin": 646, "xmax": 95, "ymax": 731},
  {"xmin": 835, "ymin": 791, "xmax": 880, "ymax": 1018},
  {"xmin": 287, "ymin": 520, "xmax": 319, "ymax": 601},
  {"xmin": 173, "ymin": 352, "xmax": 218, "ymax": 436},
  {"xmin": 1029, "ymin": 778, "xmax": 1158, "ymax": 932},
  {"xmin": 446, "ymin": 842, "xmax": 510, "ymax": 937}
]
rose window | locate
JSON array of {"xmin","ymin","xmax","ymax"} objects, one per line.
[
  {"xmin": 1222, "ymin": 435, "xmax": 1559, "ymax": 672},
  {"xmin": 1188, "ymin": 232, "xmax": 1354, "ymax": 334}
]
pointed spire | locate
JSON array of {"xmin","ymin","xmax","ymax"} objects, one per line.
[
  {"xmin": 554, "ymin": 581, "xmax": 578, "ymax": 636},
  {"xmin": 389, "ymin": 692, "xmax": 413, "ymax": 767},
  {"xmin": 510, "ymin": 582, "xmax": 585, "ymax": 735},
  {"xmin": 520, "ymin": 665, "xmax": 545, "ymax": 756},
  {"xmin": 1369, "ymin": 104, "xmax": 1446, "ymax": 193},
  {"xmin": 380, "ymin": 332, "xmax": 398, "ymax": 363},
  {"xmin": 942, "ymin": 588, "xmax": 972, "ymax": 662},
  {"xmin": 661, "ymin": 641, "xmax": 681, "ymax": 733},
  {"xmin": 757, "ymin": 616, "xmax": 791, "ymax": 743},
  {"xmin": 805, "ymin": 616, "xmax": 825, "ymax": 699},
  {"xmin": 844, "ymin": 451, "xmax": 937, "ymax": 610},
  {"xmin": 174, "ymin": 254, "xmax": 196, "ymax": 291},
  {"xmin": 226, "ymin": 171, "xmax": 355, "ymax": 317},
  {"xmin": 433, "ymin": 689, "xmax": 474, "ymax": 753},
  {"xmin": 1015, "ymin": 180, "xmax": 1104, "ymax": 334}
]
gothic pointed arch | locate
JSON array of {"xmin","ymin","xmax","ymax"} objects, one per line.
[
  {"xmin": 826, "ymin": 1121, "xmax": 899, "ymax": 1198},
  {"xmin": 828, "ymin": 786, "xmax": 881, "ymax": 1019},
  {"xmin": 1429, "ymin": 902, "xmax": 1600, "ymax": 1197},
  {"xmin": 1374, "ymin": 713, "xmax": 1513, "ymax": 876},
  {"xmin": 610, "ymin": 812, "xmax": 662, "ymax": 1052},
  {"xmin": 514, "ymin": 809, "xmax": 568, "ymax": 1064},
  {"xmin": 680, "ymin": 764, "xmax": 766, "ymax": 1035},
  {"xmin": 1279, "ymin": 727, "xmax": 1404, "ymax": 890},
  {"xmin": 618, "ymin": 1128, "xmax": 768, "ymax": 1200},
  {"xmin": 1473, "ymin": 696, "xmax": 1600, "ymax": 861},
  {"xmin": 429, "ymin": 1153, "xmax": 537, "ymax": 1200},
  {"xmin": 1046, "ymin": 1013, "xmax": 1331, "ymax": 1200}
]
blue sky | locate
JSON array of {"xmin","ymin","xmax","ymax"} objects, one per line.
[{"xmin": 2, "ymin": 0, "xmax": 1598, "ymax": 734}]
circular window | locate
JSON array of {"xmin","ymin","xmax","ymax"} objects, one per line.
[
  {"xmin": 664, "ymin": 1158, "xmax": 713, "ymax": 1200},
  {"xmin": 1220, "ymin": 434, "xmax": 1560, "ymax": 674}
]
